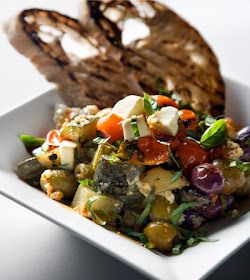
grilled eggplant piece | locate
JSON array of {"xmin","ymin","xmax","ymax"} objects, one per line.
[
  {"xmin": 16, "ymin": 157, "xmax": 45, "ymax": 180},
  {"xmin": 5, "ymin": 1, "xmax": 225, "ymax": 115}
]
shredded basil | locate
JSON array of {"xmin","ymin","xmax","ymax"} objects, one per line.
[
  {"xmin": 136, "ymin": 187, "xmax": 155, "ymax": 225},
  {"xmin": 20, "ymin": 134, "xmax": 45, "ymax": 150},
  {"xmin": 200, "ymin": 119, "xmax": 227, "ymax": 149},
  {"xmin": 131, "ymin": 116, "xmax": 140, "ymax": 140},
  {"xmin": 169, "ymin": 147, "xmax": 182, "ymax": 169},
  {"xmin": 170, "ymin": 170, "xmax": 182, "ymax": 184},
  {"xmin": 170, "ymin": 202, "xmax": 197, "ymax": 226}
]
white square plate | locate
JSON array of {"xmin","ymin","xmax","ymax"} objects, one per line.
[{"xmin": 0, "ymin": 78, "xmax": 249, "ymax": 280}]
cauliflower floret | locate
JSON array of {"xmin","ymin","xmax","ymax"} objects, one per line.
[{"xmin": 222, "ymin": 140, "xmax": 243, "ymax": 160}]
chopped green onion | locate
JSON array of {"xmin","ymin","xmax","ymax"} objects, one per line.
[{"xmin": 79, "ymin": 179, "xmax": 95, "ymax": 187}]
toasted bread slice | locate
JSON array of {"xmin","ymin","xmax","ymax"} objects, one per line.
[{"xmin": 4, "ymin": 1, "xmax": 225, "ymax": 115}]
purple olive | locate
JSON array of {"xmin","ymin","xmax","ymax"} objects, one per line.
[
  {"xmin": 182, "ymin": 210, "xmax": 205, "ymax": 229},
  {"xmin": 191, "ymin": 163, "xmax": 225, "ymax": 195},
  {"xmin": 236, "ymin": 126, "xmax": 250, "ymax": 162},
  {"xmin": 198, "ymin": 195, "xmax": 234, "ymax": 220}
]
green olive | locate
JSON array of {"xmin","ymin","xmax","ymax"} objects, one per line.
[
  {"xmin": 87, "ymin": 195, "xmax": 123, "ymax": 224},
  {"xmin": 213, "ymin": 159, "xmax": 246, "ymax": 194},
  {"xmin": 40, "ymin": 169, "xmax": 78, "ymax": 198},
  {"xmin": 150, "ymin": 196, "xmax": 177, "ymax": 222},
  {"xmin": 144, "ymin": 222, "xmax": 177, "ymax": 251},
  {"xmin": 74, "ymin": 163, "xmax": 94, "ymax": 181}
]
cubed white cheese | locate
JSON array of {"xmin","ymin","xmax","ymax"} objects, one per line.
[
  {"xmin": 59, "ymin": 140, "xmax": 77, "ymax": 170},
  {"xmin": 147, "ymin": 107, "xmax": 179, "ymax": 136},
  {"xmin": 122, "ymin": 115, "xmax": 151, "ymax": 141},
  {"xmin": 112, "ymin": 95, "xmax": 144, "ymax": 119}
]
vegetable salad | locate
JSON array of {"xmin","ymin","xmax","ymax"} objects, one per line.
[{"xmin": 16, "ymin": 89, "xmax": 250, "ymax": 254}]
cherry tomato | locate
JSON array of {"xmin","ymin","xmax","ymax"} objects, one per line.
[
  {"xmin": 138, "ymin": 137, "xmax": 170, "ymax": 164},
  {"xmin": 175, "ymin": 139, "xmax": 209, "ymax": 175},
  {"xmin": 96, "ymin": 113, "xmax": 123, "ymax": 142},
  {"xmin": 155, "ymin": 95, "xmax": 179, "ymax": 109},
  {"xmin": 46, "ymin": 130, "xmax": 61, "ymax": 149},
  {"xmin": 131, "ymin": 136, "xmax": 169, "ymax": 165}
]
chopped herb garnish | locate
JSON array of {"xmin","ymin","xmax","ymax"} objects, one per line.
[
  {"xmin": 230, "ymin": 160, "xmax": 250, "ymax": 172},
  {"xmin": 79, "ymin": 179, "xmax": 96, "ymax": 187},
  {"xmin": 170, "ymin": 170, "xmax": 182, "ymax": 184},
  {"xmin": 20, "ymin": 134, "xmax": 45, "ymax": 150},
  {"xmin": 170, "ymin": 202, "xmax": 197, "ymax": 226},
  {"xmin": 136, "ymin": 187, "xmax": 155, "ymax": 225},
  {"xmin": 172, "ymin": 244, "xmax": 182, "ymax": 255},
  {"xmin": 200, "ymin": 119, "xmax": 227, "ymax": 149},
  {"xmin": 131, "ymin": 116, "xmax": 140, "ymax": 140},
  {"xmin": 143, "ymin": 93, "xmax": 159, "ymax": 116}
]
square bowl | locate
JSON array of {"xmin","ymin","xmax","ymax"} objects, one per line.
[{"xmin": 0, "ymin": 78, "xmax": 249, "ymax": 280}]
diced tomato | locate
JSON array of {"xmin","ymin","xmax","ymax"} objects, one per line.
[
  {"xmin": 177, "ymin": 109, "xmax": 198, "ymax": 140},
  {"xmin": 46, "ymin": 130, "xmax": 61, "ymax": 148},
  {"xmin": 175, "ymin": 139, "xmax": 209, "ymax": 175},
  {"xmin": 96, "ymin": 113, "xmax": 123, "ymax": 142},
  {"xmin": 131, "ymin": 136, "xmax": 169, "ymax": 165},
  {"xmin": 178, "ymin": 109, "xmax": 196, "ymax": 121},
  {"xmin": 155, "ymin": 95, "xmax": 179, "ymax": 109}
]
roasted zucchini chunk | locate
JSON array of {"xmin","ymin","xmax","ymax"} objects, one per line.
[{"xmin": 60, "ymin": 115, "xmax": 97, "ymax": 143}]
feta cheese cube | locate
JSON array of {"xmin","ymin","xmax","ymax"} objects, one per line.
[
  {"xmin": 147, "ymin": 107, "xmax": 179, "ymax": 136},
  {"xmin": 59, "ymin": 140, "xmax": 77, "ymax": 170},
  {"xmin": 112, "ymin": 95, "xmax": 144, "ymax": 119},
  {"xmin": 122, "ymin": 115, "xmax": 151, "ymax": 141}
]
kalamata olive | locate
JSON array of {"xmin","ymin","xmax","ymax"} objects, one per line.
[
  {"xmin": 149, "ymin": 196, "xmax": 177, "ymax": 222},
  {"xmin": 191, "ymin": 163, "xmax": 224, "ymax": 195},
  {"xmin": 199, "ymin": 195, "xmax": 234, "ymax": 220},
  {"xmin": 236, "ymin": 126, "xmax": 250, "ymax": 161},
  {"xmin": 213, "ymin": 159, "xmax": 246, "ymax": 195},
  {"xmin": 182, "ymin": 210, "xmax": 205, "ymax": 229},
  {"xmin": 74, "ymin": 163, "xmax": 94, "ymax": 181},
  {"xmin": 144, "ymin": 222, "xmax": 177, "ymax": 251}
]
